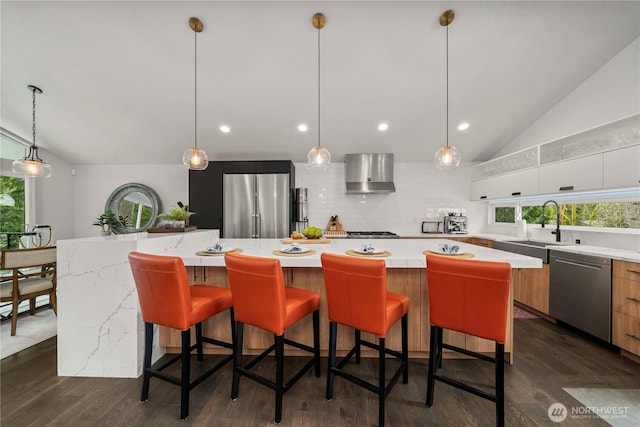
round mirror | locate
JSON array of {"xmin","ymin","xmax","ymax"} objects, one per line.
[{"xmin": 105, "ymin": 183, "xmax": 161, "ymax": 234}]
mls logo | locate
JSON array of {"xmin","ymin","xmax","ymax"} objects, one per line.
[{"xmin": 548, "ymin": 402, "xmax": 568, "ymax": 422}]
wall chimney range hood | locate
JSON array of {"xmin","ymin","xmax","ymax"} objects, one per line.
[{"xmin": 345, "ymin": 153, "xmax": 396, "ymax": 194}]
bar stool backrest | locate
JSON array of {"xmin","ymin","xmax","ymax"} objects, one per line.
[
  {"xmin": 320, "ymin": 253, "xmax": 388, "ymax": 336},
  {"xmin": 426, "ymin": 255, "xmax": 511, "ymax": 343},
  {"xmin": 224, "ymin": 252, "xmax": 287, "ymax": 335},
  {"xmin": 128, "ymin": 252, "xmax": 192, "ymax": 331}
]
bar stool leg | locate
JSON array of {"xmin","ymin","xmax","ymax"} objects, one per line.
[
  {"xmin": 326, "ymin": 321, "xmax": 337, "ymax": 400},
  {"xmin": 426, "ymin": 325, "xmax": 437, "ymax": 407},
  {"xmin": 496, "ymin": 342, "xmax": 505, "ymax": 427},
  {"xmin": 355, "ymin": 329, "xmax": 361, "ymax": 364},
  {"xmin": 231, "ymin": 322, "xmax": 244, "ymax": 400},
  {"xmin": 378, "ymin": 337, "xmax": 386, "ymax": 427},
  {"xmin": 195, "ymin": 322, "xmax": 204, "ymax": 361},
  {"xmin": 180, "ymin": 329, "xmax": 191, "ymax": 420},
  {"xmin": 402, "ymin": 313, "xmax": 409, "ymax": 384},
  {"xmin": 275, "ymin": 334, "xmax": 285, "ymax": 424},
  {"xmin": 313, "ymin": 310, "xmax": 321, "ymax": 378},
  {"xmin": 141, "ymin": 322, "xmax": 153, "ymax": 403}
]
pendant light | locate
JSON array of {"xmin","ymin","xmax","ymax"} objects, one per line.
[
  {"xmin": 434, "ymin": 10, "xmax": 461, "ymax": 169},
  {"xmin": 12, "ymin": 85, "xmax": 52, "ymax": 178},
  {"xmin": 182, "ymin": 17, "xmax": 209, "ymax": 171},
  {"xmin": 307, "ymin": 13, "xmax": 331, "ymax": 168}
]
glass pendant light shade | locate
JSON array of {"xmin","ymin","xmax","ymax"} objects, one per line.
[
  {"xmin": 182, "ymin": 147, "xmax": 209, "ymax": 170},
  {"xmin": 307, "ymin": 145, "xmax": 331, "ymax": 167},
  {"xmin": 12, "ymin": 147, "xmax": 53, "ymax": 178},
  {"xmin": 13, "ymin": 85, "xmax": 52, "ymax": 178},
  {"xmin": 434, "ymin": 145, "xmax": 461, "ymax": 169}
]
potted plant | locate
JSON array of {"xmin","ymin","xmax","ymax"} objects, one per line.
[
  {"xmin": 93, "ymin": 209, "xmax": 128, "ymax": 236},
  {"xmin": 156, "ymin": 206, "xmax": 195, "ymax": 229}
]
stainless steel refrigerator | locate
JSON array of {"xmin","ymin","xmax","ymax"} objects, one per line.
[{"xmin": 223, "ymin": 173, "xmax": 290, "ymax": 238}]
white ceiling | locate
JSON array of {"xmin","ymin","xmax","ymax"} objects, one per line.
[{"xmin": 2, "ymin": 1, "xmax": 639, "ymax": 166}]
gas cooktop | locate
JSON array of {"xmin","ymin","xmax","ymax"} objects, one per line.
[{"xmin": 346, "ymin": 231, "xmax": 399, "ymax": 239}]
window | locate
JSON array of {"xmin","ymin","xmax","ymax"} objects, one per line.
[
  {"xmin": 522, "ymin": 202, "xmax": 640, "ymax": 228},
  {"xmin": 491, "ymin": 194, "xmax": 640, "ymax": 230},
  {"xmin": 0, "ymin": 176, "xmax": 26, "ymax": 248}
]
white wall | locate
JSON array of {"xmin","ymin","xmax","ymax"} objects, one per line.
[
  {"xmin": 495, "ymin": 37, "xmax": 640, "ymax": 157},
  {"xmin": 72, "ymin": 165, "xmax": 188, "ymax": 238},
  {"xmin": 295, "ymin": 161, "xmax": 485, "ymax": 236}
]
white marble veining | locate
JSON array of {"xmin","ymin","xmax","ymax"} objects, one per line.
[
  {"xmin": 57, "ymin": 230, "xmax": 219, "ymax": 378},
  {"xmin": 57, "ymin": 230, "xmax": 539, "ymax": 379}
]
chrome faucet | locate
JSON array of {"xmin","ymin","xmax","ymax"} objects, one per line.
[{"xmin": 541, "ymin": 200, "xmax": 561, "ymax": 242}]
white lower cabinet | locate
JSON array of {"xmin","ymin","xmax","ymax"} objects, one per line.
[
  {"xmin": 604, "ymin": 145, "xmax": 640, "ymax": 189},
  {"xmin": 538, "ymin": 154, "xmax": 603, "ymax": 194}
]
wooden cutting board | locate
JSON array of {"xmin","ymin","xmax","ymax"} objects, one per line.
[{"xmin": 281, "ymin": 238, "xmax": 331, "ymax": 244}]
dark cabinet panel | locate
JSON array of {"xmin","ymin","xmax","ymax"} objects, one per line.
[{"xmin": 189, "ymin": 160, "xmax": 295, "ymax": 236}]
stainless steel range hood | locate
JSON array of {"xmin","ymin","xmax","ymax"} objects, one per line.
[{"xmin": 345, "ymin": 153, "xmax": 396, "ymax": 194}]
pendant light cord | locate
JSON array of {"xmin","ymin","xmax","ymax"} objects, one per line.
[
  {"xmin": 317, "ymin": 26, "xmax": 321, "ymax": 149},
  {"xmin": 445, "ymin": 23, "xmax": 449, "ymax": 149},
  {"xmin": 32, "ymin": 87, "xmax": 37, "ymax": 148},
  {"xmin": 194, "ymin": 29, "xmax": 198, "ymax": 150}
]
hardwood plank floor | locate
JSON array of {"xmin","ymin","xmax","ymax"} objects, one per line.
[{"xmin": 2, "ymin": 319, "xmax": 639, "ymax": 426}]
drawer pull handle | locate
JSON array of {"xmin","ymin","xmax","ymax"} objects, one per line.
[
  {"xmin": 511, "ymin": 192, "xmax": 521, "ymax": 196},
  {"xmin": 480, "ymin": 196, "xmax": 487, "ymax": 200},
  {"xmin": 626, "ymin": 269, "xmax": 640, "ymax": 275},
  {"xmin": 625, "ymin": 297, "xmax": 640, "ymax": 303},
  {"xmin": 625, "ymin": 333, "xmax": 640, "ymax": 341},
  {"xmin": 559, "ymin": 186, "xmax": 574, "ymax": 191}
]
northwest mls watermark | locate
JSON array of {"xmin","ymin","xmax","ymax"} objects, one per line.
[{"xmin": 548, "ymin": 402, "xmax": 630, "ymax": 423}]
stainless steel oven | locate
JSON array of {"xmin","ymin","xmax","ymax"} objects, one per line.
[{"xmin": 549, "ymin": 250, "xmax": 612, "ymax": 342}]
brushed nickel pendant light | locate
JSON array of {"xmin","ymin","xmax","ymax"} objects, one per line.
[
  {"xmin": 434, "ymin": 10, "xmax": 461, "ymax": 169},
  {"xmin": 12, "ymin": 85, "xmax": 52, "ymax": 178},
  {"xmin": 307, "ymin": 13, "xmax": 331, "ymax": 168},
  {"xmin": 182, "ymin": 17, "xmax": 209, "ymax": 171}
]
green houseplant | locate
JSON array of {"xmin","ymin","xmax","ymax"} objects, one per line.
[
  {"xmin": 93, "ymin": 209, "xmax": 128, "ymax": 235},
  {"xmin": 157, "ymin": 206, "xmax": 195, "ymax": 228}
]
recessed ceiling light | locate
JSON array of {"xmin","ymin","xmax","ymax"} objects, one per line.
[
  {"xmin": 219, "ymin": 125, "xmax": 231, "ymax": 133},
  {"xmin": 377, "ymin": 122, "xmax": 389, "ymax": 131},
  {"xmin": 298, "ymin": 123, "xmax": 308, "ymax": 132},
  {"xmin": 457, "ymin": 122, "xmax": 470, "ymax": 131}
]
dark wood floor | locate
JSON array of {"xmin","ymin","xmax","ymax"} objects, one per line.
[{"xmin": 2, "ymin": 318, "xmax": 639, "ymax": 426}]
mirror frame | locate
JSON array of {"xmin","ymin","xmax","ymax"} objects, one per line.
[{"xmin": 105, "ymin": 183, "xmax": 161, "ymax": 234}]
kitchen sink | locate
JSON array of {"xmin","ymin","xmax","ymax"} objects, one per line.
[{"xmin": 493, "ymin": 239, "xmax": 565, "ymax": 263}]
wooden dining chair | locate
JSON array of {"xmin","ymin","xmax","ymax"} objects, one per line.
[{"xmin": 0, "ymin": 246, "xmax": 57, "ymax": 336}]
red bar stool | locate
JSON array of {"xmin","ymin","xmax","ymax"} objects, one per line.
[
  {"xmin": 128, "ymin": 252, "xmax": 235, "ymax": 421},
  {"xmin": 320, "ymin": 253, "xmax": 409, "ymax": 427},
  {"xmin": 425, "ymin": 255, "xmax": 511, "ymax": 427},
  {"xmin": 224, "ymin": 252, "xmax": 321, "ymax": 424}
]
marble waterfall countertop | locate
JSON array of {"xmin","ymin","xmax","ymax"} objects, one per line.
[{"xmin": 172, "ymin": 237, "xmax": 542, "ymax": 269}]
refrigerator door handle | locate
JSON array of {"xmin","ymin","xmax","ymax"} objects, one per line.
[
  {"xmin": 251, "ymin": 213, "xmax": 258, "ymax": 238},
  {"xmin": 256, "ymin": 213, "xmax": 261, "ymax": 238}
]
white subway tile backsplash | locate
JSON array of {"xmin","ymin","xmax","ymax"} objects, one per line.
[{"xmin": 295, "ymin": 162, "xmax": 486, "ymax": 236}]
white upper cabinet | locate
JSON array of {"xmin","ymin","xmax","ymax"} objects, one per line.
[
  {"xmin": 496, "ymin": 168, "xmax": 539, "ymax": 198},
  {"xmin": 471, "ymin": 177, "xmax": 499, "ymax": 201},
  {"xmin": 538, "ymin": 154, "xmax": 603, "ymax": 194},
  {"xmin": 603, "ymin": 145, "xmax": 640, "ymax": 189}
]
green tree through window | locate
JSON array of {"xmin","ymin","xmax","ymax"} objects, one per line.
[{"xmin": 0, "ymin": 176, "xmax": 26, "ymax": 248}]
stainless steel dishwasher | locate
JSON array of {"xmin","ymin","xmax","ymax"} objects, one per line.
[{"xmin": 549, "ymin": 250, "xmax": 612, "ymax": 342}]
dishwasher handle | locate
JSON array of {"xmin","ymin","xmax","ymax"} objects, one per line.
[{"xmin": 552, "ymin": 256, "xmax": 605, "ymax": 270}]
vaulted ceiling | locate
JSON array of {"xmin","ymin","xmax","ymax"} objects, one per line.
[{"xmin": 2, "ymin": 1, "xmax": 639, "ymax": 166}]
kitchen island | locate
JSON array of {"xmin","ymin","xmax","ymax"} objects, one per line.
[{"xmin": 57, "ymin": 231, "xmax": 540, "ymax": 378}]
